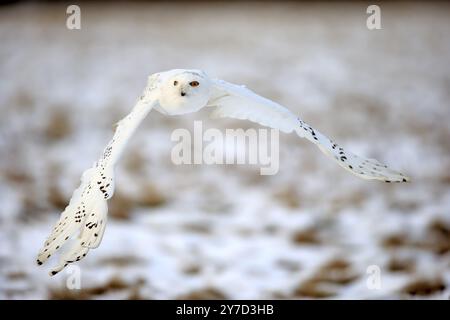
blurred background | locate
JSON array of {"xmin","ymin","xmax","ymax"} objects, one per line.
[{"xmin": 0, "ymin": 1, "xmax": 449, "ymax": 299}]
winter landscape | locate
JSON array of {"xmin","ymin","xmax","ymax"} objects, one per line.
[{"xmin": 0, "ymin": 1, "xmax": 449, "ymax": 299}]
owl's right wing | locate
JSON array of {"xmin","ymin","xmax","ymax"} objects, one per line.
[
  {"xmin": 37, "ymin": 74, "xmax": 161, "ymax": 276},
  {"xmin": 208, "ymin": 79, "xmax": 410, "ymax": 183}
]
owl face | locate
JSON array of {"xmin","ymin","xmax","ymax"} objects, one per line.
[{"xmin": 158, "ymin": 70, "xmax": 211, "ymax": 115}]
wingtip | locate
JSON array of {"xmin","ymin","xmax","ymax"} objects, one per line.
[
  {"xmin": 399, "ymin": 172, "xmax": 411, "ymax": 183},
  {"xmin": 48, "ymin": 259, "xmax": 69, "ymax": 276},
  {"xmin": 49, "ymin": 264, "xmax": 65, "ymax": 276},
  {"xmin": 384, "ymin": 175, "xmax": 411, "ymax": 183},
  {"xmin": 402, "ymin": 176, "xmax": 411, "ymax": 183}
]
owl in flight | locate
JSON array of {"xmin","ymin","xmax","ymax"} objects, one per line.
[{"xmin": 37, "ymin": 69, "xmax": 409, "ymax": 275}]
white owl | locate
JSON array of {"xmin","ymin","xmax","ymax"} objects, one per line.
[{"xmin": 37, "ymin": 69, "xmax": 409, "ymax": 275}]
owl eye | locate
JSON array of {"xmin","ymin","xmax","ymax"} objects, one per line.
[
  {"xmin": 173, "ymin": 81, "xmax": 178, "ymax": 86},
  {"xmin": 189, "ymin": 81, "xmax": 200, "ymax": 87}
]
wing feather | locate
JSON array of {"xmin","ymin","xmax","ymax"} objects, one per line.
[
  {"xmin": 209, "ymin": 79, "xmax": 409, "ymax": 182},
  {"xmin": 37, "ymin": 76, "xmax": 159, "ymax": 275}
]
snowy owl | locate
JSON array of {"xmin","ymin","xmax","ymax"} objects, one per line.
[{"xmin": 37, "ymin": 69, "xmax": 409, "ymax": 275}]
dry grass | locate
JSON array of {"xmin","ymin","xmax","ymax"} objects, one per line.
[
  {"xmin": 402, "ymin": 278, "xmax": 446, "ymax": 297},
  {"xmin": 176, "ymin": 287, "xmax": 227, "ymax": 300},
  {"xmin": 293, "ymin": 259, "xmax": 358, "ymax": 298},
  {"xmin": 44, "ymin": 109, "xmax": 72, "ymax": 141},
  {"xmin": 49, "ymin": 276, "xmax": 145, "ymax": 300},
  {"xmin": 291, "ymin": 227, "xmax": 321, "ymax": 245},
  {"xmin": 387, "ymin": 258, "xmax": 416, "ymax": 273}
]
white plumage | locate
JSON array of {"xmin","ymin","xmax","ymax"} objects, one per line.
[{"xmin": 37, "ymin": 69, "xmax": 409, "ymax": 275}]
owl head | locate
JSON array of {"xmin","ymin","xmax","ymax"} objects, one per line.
[{"xmin": 157, "ymin": 69, "xmax": 212, "ymax": 115}]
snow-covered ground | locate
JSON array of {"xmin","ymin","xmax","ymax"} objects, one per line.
[{"xmin": 0, "ymin": 1, "xmax": 449, "ymax": 299}]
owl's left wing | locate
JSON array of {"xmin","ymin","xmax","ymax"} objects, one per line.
[{"xmin": 208, "ymin": 79, "xmax": 409, "ymax": 182}]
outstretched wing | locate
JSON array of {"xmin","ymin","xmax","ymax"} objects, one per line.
[
  {"xmin": 37, "ymin": 75, "xmax": 160, "ymax": 275},
  {"xmin": 208, "ymin": 79, "xmax": 410, "ymax": 183}
]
